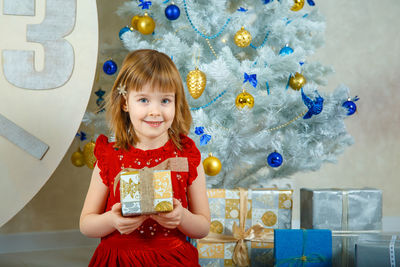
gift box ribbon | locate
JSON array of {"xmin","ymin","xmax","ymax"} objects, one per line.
[
  {"xmin": 113, "ymin": 157, "xmax": 188, "ymax": 195},
  {"xmin": 390, "ymin": 235, "xmax": 398, "ymax": 267},
  {"xmin": 276, "ymin": 230, "xmax": 327, "ymax": 267},
  {"xmin": 198, "ymin": 187, "xmax": 274, "ymax": 267},
  {"xmin": 330, "ymin": 189, "xmax": 382, "ymax": 267}
]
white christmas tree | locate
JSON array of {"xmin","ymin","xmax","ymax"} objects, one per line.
[{"xmin": 111, "ymin": 0, "xmax": 355, "ymax": 188}]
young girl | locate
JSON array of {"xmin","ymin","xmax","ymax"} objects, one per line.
[{"xmin": 80, "ymin": 49, "xmax": 210, "ymax": 266}]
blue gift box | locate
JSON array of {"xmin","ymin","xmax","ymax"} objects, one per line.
[{"xmin": 274, "ymin": 229, "xmax": 332, "ymax": 267}]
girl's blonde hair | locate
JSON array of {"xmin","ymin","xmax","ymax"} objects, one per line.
[{"xmin": 106, "ymin": 49, "xmax": 192, "ymax": 151}]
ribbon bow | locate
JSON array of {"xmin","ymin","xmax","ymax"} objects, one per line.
[
  {"xmin": 194, "ymin": 126, "xmax": 211, "ymax": 146},
  {"xmin": 198, "ymin": 188, "xmax": 274, "ymax": 266},
  {"xmin": 243, "ymin": 73, "xmax": 257, "ymax": 88},
  {"xmin": 139, "ymin": 0, "xmax": 152, "ymax": 10},
  {"xmin": 76, "ymin": 131, "xmax": 87, "ymax": 141},
  {"xmin": 307, "ymin": 0, "xmax": 316, "ymax": 6}
]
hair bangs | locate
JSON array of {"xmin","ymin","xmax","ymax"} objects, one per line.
[{"xmin": 124, "ymin": 51, "xmax": 181, "ymax": 94}]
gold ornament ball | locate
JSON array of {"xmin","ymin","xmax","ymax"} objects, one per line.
[
  {"xmin": 71, "ymin": 147, "xmax": 85, "ymax": 167},
  {"xmin": 289, "ymin": 72, "xmax": 307, "ymax": 91},
  {"xmin": 234, "ymin": 27, "xmax": 252, "ymax": 48},
  {"xmin": 137, "ymin": 13, "xmax": 155, "ymax": 35},
  {"xmin": 291, "ymin": 0, "xmax": 305, "ymax": 11},
  {"xmin": 83, "ymin": 141, "xmax": 97, "ymax": 169},
  {"xmin": 203, "ymin": 153, "xmax": 222, "ymax": 176},
  {"xmin": 131, "ymin": 15, "xmax": 140, "ymax": 30},
  {"xmin": 186, "ymin": 68, "xmax": 206, "ymax": 99},
  {"xmin": 235, "ymin": 90, "xmax": 254, "ymax": 109}
]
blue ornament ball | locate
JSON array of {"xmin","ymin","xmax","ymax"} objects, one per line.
[
  {"xmin": 279, "ymin": 46, "xmax": 294, "ymax": 56},
  {"xmin": 165, "ymin": 4, "xmax": 180, "ymax": 20},
  {"xmin": 119, "ymin": 26, "xmax": 131, "ymax": 40},
  {"xmin": 103, "ymin": 60, "xmax": 117, "ymax": 75},
  {"xmin": 267, "ymin": 152, "xmax": 283, "ymax": 168},
  {"xmin": 342, "ymin": 100, "xmax": 357, "ymax": 115}
]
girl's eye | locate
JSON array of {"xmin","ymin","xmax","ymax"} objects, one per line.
[
  {"xmin": 162, "ymin": 98, "xmax": 171, "ymax": 104},
  {"xmin": 139, "ymin": 98, "xmax": 148, "ymax": 103}
]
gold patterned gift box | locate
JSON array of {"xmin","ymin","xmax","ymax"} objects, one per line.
[
  {"xmin": 197, "ymin": 188, "xmax": 293, "ymax": 267},
  {"xmin": 119, "ymin": 170, "xmax": 173, "ymax": 216}
]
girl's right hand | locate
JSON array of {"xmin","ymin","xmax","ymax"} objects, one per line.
[{"xmin": 110, "ymin": 203, "xmax": 149, "ymax": 235}]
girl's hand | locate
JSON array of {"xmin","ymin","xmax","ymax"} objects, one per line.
[
  {"xmin": 110, "ymin": 203, "xmax": 149, "ymax": 235},
  {"xmin": 150, "ymin": 198, "xmax": 184, "ymax": 229}
]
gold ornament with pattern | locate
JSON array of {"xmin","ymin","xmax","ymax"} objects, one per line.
[
  {"xmin": 291, "ymin": 0, "xmax": 305, "ymax": 11},
  {"xmin": 235, "ymin": 89, "xmax": 254, "ymax": 109},
  {"xmin": 289, "ymin": 72, "xmax": 306, "ymax": 90},
  {"xmin": 210, "ymin": 220, "xmax": 224, "ymax": 234},
  {"xmin": 155, "ymin": 201, "xmax": 173, "ymax": 212},
  {"xmin": 234, "ymin": 27, "xmax": 252, "ymax": 47},
  {"xmin": 131, "ymin": 15, "xmax": 140, "ymax": 30},
  {"xmin": 83, "ymin": 141, "xmax": 96, "ymax": 169},
  {"xmin": 137, "ymin": 13, "xmax": 155, "ymax": 35},
  {"xmin": 186, "ymin": 67, "xmax": 206, "ymax": 99},
  {"xmin": 203, "ymin": 153, "xmax": 222, "ymax": 176},
  {"xmin": 71, "ymin": 147, "xmax": 85, "ymax": 167},
  {"xmin": 262, "ymin": 211, "xmax": 277, "ymax": 227}
]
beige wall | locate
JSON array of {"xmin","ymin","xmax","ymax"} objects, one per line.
[{"xmin": 1, "ymin": 0, "xmax": 399, "ymax": 233}]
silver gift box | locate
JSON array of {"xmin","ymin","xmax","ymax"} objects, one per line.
[
  {"xmin": 332, "ymin": 233, "xmax": 381, "ymax": 267},
  {"xmin": 300, "ymin": 188, "xmax": 382, "ymax": 230},
  {"xmin": 355, "ymin": 234, "xmax": 400, "ymax": 267},
  {"xmin": 300, "ymin": 188, "xmax": 382, "ymax": 267}
]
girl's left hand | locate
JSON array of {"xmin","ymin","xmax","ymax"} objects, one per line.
[{"xmin": 150, "ymin": 198, "xmax": 184, "ymax": 229}]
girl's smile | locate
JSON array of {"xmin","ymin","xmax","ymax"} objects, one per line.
[{"xmin": 144, "ymin": 120, "xmax": 164, "ymax": 127}]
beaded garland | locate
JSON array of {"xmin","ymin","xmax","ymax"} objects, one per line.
[
  {"xmin": 190, "ymin": 90, "xmax": 227, "ymax": 111},
  {"xmin": 250, "ymin": 30, "xmax": 270, "ymax": 49},
  {"xmin": 182, "ymin": 0, "xmax": 231, "ymax": 40}
]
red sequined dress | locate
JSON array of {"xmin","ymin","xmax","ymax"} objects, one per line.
[{"xmin": 88, "ymin": 134, "xmax": 201, "ymax": 267}]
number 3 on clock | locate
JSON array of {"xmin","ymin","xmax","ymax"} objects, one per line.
[{"xmin": 2, "ymin": 0, "xmax": 77, "ymax": 90}]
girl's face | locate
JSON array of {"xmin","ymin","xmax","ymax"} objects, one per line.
[{"xmin": 124, "ymin": 83, "xmax": 175, "ymax": 146}]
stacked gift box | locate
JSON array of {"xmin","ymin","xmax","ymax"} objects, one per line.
[
  {"xmin": 300, "ymin": 188, "xmax": 383, "ymax": 267},
  {"xmin": 195, "ymin": 188, "xmax": 293, "ymax": 267},
  {"xmin": 194, "ymin": 186, "xmax": 400, "ymax": 267},
  {"xmin": 122, "ymin": 177, "xmax": 396, "ymax": 267}
]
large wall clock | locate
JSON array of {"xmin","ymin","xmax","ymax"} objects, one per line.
[{"xmin": 0, "ymin": 0, "xmax": 98, "ymax": 227}]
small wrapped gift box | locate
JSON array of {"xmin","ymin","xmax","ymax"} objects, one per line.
[
  {"xmin": 197, "ymin": 187, "xmax": 293, "ymax": 267},
  {"xmin": 113, "ymin": 157, "xmax": 189, "ymax": 216},
  {"xmin": 355, "ymin": 234, "xmax": 400, "ymax": 267},
  {"xmin": 274, "ymin": 229, "xmax": 332, "ymax": 267},
  {"xmin": 120, "ymin": 170, "xmax": 173, "ymax": 216},
  {"xmin": 300, "ymin": 188, "xmax": 382, "ymax": 267}
]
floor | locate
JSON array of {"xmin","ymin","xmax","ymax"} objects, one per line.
[
  {"xmin": 0, "ymin": 246, "xmax": 97, "ymax": 267},
  {"xmin": 0, "ymin": 230, "xmax": 98, "ymax": 267}
]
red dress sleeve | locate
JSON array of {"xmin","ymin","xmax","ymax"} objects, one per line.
[
  {"xmin": 180, "ymin": 135, "xmax": 201, "ymax": 185},
  {"xmin": 94, "ymin": 134, "xmax": 110, "ymax": 186}
]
